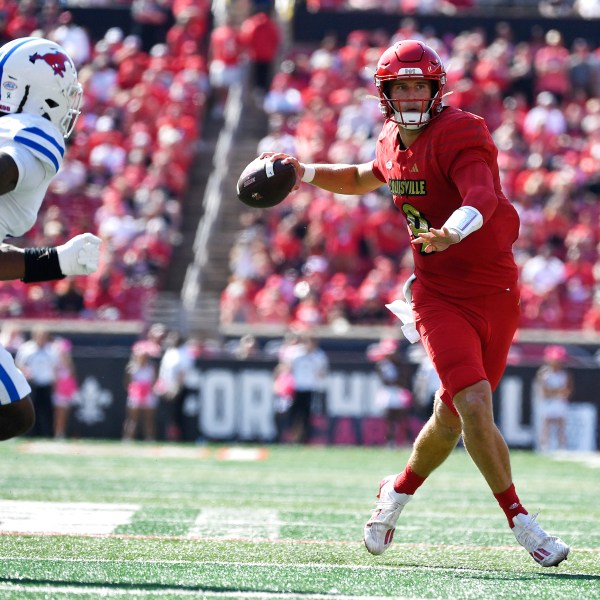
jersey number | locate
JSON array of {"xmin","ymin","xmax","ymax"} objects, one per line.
[{"xmin": 402, "ymin": 203, "xmax": 431, "ymax": 255}]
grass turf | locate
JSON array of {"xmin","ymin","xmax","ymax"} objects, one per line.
[{"xmin": 0, "ymin": 440, "xmax": 598, "ymax": 599}]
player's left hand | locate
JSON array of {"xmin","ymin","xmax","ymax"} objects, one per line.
[
  {"xmin": 57, "ymin": 233, "xmax": 102, "ymax": 275},
  {"xmin": 411, "ymin": 227, "xmax": 460, "ymax": 253}
]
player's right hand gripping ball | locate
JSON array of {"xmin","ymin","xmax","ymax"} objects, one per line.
[{"xmin": 236, "ymin": 157, "xmax": 296, "ymax": 208}]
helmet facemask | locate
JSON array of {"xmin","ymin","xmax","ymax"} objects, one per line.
[
  {"xmin": 23, "ymin": 75, "xmax": 83, "ymax": 138},
  {"xmin": 377, "ymin": 78, "xmax": 443, "ymax": 130}
]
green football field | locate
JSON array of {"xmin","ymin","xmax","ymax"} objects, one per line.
[{"xmin": 0, "ymin": 439, "xmax": 598, "ymax": 599}]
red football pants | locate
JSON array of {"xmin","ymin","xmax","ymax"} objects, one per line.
[{"xmin": 412, "ymin": 280, "xmax": 520, "ymax": 416}]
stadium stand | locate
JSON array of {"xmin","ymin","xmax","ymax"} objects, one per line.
[
  {"xmin": 221, "ymin": 5, "xmax": 600, "ymax": 336},
  {"xmin": 0, "ymin": 1, "xmax": 209, "ymax": 327},
  {"xmin": 2, "ymin": 0, "xmax": 599, "ymax": 344}
]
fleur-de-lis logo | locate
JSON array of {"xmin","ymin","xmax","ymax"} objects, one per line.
[{"xmin": 72, "ymin": 377, "xmax": 113, "ymax": 425}]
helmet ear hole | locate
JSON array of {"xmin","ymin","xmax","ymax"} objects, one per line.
[{"xmin": 45, "ymin": 99, "xmax": 59, "ymax": 108}]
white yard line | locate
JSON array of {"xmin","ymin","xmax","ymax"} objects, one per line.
[
  {"xmin": 0, "ymin": 500, "xmax": 139, "ymax": 535},
  {"xmin": 188, "ymin": 508, "xmax": 281, "ymax": 540}
]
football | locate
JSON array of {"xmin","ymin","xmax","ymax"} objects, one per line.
[{"xmin": 236, "ymin": 157, "xmax": 296, "ymax": 208}]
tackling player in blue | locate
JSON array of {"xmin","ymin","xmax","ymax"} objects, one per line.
[{"xmin": 0, "ymin": 37, "xmax": 101, "ymax": 440}]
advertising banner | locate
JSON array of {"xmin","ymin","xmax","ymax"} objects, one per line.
[{"xmin": 64, "ymin": 355, "xmax": 598, "ymax": 450}]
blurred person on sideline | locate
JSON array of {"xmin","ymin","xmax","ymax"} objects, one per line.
[
  {"xmin": 153, "ymin": 330, "xmax": 194, "ymax": 441},
  {"xmin": 0, "ymin": 323, "xmax": 25, "ymax": 356},
  {"xmin": 272, "ymin": 360, "xmax": 295, "ymax": 442},
  {"xmin": 369, "ymin": 339, "xmax": 413, "ymax": 448},
  {"xmin": 122, "ymin": 344, "xmax": 158, "ymax": 441},
  {"xmin": 535, "ymin": 345, "xmax": 573, "ymax": 452},
  {"xmin": 410, "ymin": 344, "xmax": 441, "ymax": 422},
  {"xmin": 262, "ymin": 39, "xmax": 569, "ymax": 566},
  {"xmin": 15, "ymin": 327, "xmax": 57, "ymax": 438},
  {"xmin": 234, "ymin": 334, "xmax": 260, "ymax": 359},
  {"xmin": 0, "ymin": 37, "xmax": 101, "ymax": 441},
  {"xmin": 287, "ymin": 335, "xmax": 328, "ymax": 444},
  {"xmin": 51, "ymin": 337, "xmax": 78, "ymax": 439}
]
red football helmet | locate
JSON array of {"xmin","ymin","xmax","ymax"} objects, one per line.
[{"xmin": 374, "ymin": 40, "xmax": 446, "ymax": 130}]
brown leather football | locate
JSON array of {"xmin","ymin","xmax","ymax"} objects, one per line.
[{"xmin": 236, "ymin": 157, "xmax": 296, "ymax": 208}]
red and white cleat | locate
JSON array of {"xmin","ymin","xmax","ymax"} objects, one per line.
[
  {"xmin": 363, "ymin": 474, "xmax": 412, "ymax": 555},
  {"xmin": 512, "ymin": 513, "xmax": 570, "ymax": 567}
]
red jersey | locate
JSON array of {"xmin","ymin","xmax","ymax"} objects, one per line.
[
  {"xmin": 239, "ymin": 13, "xmax": 280, "ymax": 62},
  {"xmin": 372, "ymin": 106, "xmax": 520, "ymax": 299},
  {"xmin": 210, "ymin": 25, "xmax": 243, "ymax": 67}
]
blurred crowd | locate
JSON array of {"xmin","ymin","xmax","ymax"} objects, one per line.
[
  {"xmin": 0, "ymin": 0, "xmax": 210, "ymax": 320},
  {"xmin": 221, "ymin": 19, "xmax": 600, "ymax": 333},
  {"xmin": 303, "ymin": 0, "xmax": 599, "ymax": 19},
  {"xmin": 1, "ymin": 1, "xmax": 599, "ymax": 334}
]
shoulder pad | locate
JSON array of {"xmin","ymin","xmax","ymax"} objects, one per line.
[{"xmin": 0, "ymin": 113, "xmax": 65, "ymax": 174}]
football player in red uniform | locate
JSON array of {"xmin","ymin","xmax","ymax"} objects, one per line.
[{"xmin": 262, "ymin": 39, "xmax": 569, "ymax": 567}]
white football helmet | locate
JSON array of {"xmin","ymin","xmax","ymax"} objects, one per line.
[{"xmin": 0, "ymin": 37, "xmax": 83, "ymax": 138}]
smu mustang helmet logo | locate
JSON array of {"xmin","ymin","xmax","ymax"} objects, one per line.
[{"xmin": 28, "ymin": 50, "xmax": 70, "ymax": 77}]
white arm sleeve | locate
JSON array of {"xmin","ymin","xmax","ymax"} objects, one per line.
[{"xmin": 442, "ymin": 206, "xmax": 483, "ymax": 241}]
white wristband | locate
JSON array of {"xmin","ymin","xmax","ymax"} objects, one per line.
[
  {"xmin": 301, "ymin": 165, "xmax": 316, "ymax": 183},
  {"xmin": 443, "ymin": 206, "xmax": 483, "ymax": 241}
]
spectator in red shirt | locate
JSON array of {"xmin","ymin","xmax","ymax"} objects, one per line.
[
  {"xmin": 582, "ymin": 291, "xmax": 600, "ymax": 332},
  {"xmin": 364, "ymin": 194, "xmax": 411, "ymax": 260},
  {"xmin": 255, "ymin": 285, "xmax": 292, "ymax": 324},
  {"xmin": 208, "ymin": 15, "xmax": 244, "ymax": 117},
  {"xmin": 291, "ymin": 292, "xmax": 324, "ymax": 329},
  {"xmin": 6, "ymin": 0, "xmax": 37, "ymax": 39},
  {"xmin": 115, "ymin": 35, "xmax": 150, "ymax": 89},
  {"xmin": 239, "ymin": 6, "xmax": 281, "ymax": 96},
  {"xmin": 533, "ymin": 29, "xmax": 570, "ymax": 102}
]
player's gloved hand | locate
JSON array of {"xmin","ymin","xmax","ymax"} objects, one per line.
[{"xmin": 57, "ymin": 233, "xmax": 102, "ymax": 276}]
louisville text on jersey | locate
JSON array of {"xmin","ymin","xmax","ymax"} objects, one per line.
[{"xmin": 388, "ymin": 179, "xmax": 427, "ymax": 196}]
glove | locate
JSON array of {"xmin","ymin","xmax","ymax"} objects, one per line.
[{"xmin": 57, "ymin": 233, "xmax": 102, "ymax": 276}]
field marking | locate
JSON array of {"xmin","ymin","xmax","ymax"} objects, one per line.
[
  {"xmin": 215, "ymin": 447, "xmax": 269, "ymax": 461},
  {"xmin": 17, "ymin": 441, "xmax": 269, "ymax": 461},
  {"xmin": 552, "ymin": 451, "xmax": 600, "ymax": 469},
  {"xmin": 0, "ymin": 498, "xmax": 596, "ymax": 548},
  {"xmin": 188, "ymin": 508, "xmax": 281, "ymax": 539},
  {"xmin": 0, "ymin": 530, "xmax": 598, "ymax": 554},
  {"xmin": 17, "ymin": 441, "xmax": 217, "ymax": 460},
  {"xmin": 0, "ymin": 583, "xmax": 402, "ymax": 600},
  {"xmin": 0, "ymin": 500, "xmax": 139, "ymax": 535}
]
